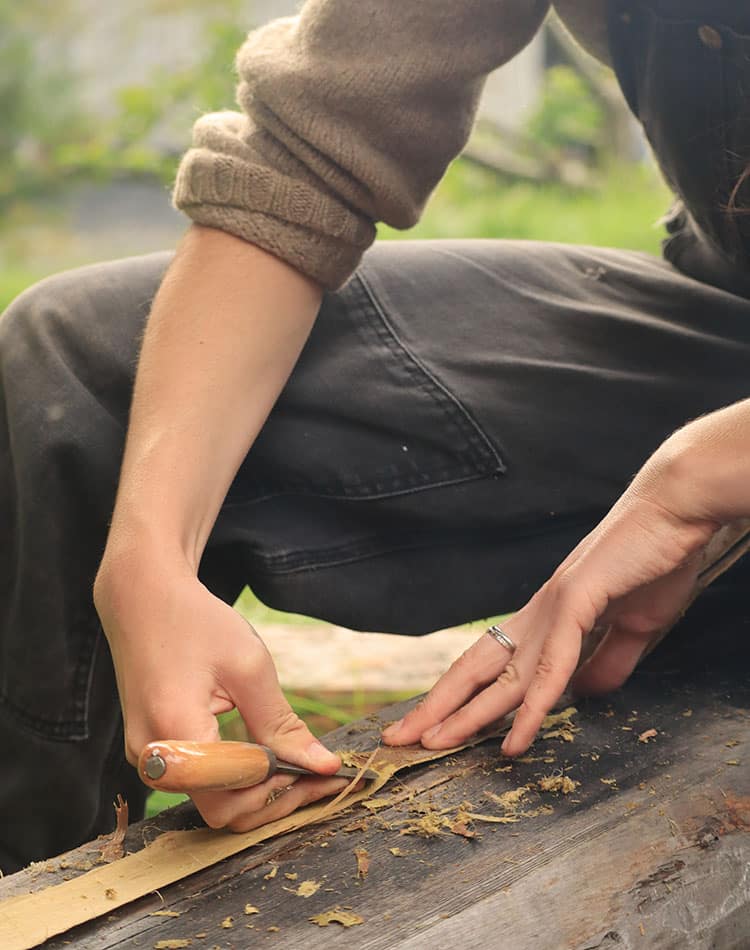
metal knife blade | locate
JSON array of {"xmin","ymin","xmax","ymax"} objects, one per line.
[{"xmin": 275, "ymin": 758, "xmax": 379, "ymax": 781}]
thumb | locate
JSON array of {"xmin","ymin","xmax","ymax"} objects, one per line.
[
  {"xmin": 573, "ymin": 561, "xmax": 698, "ymax": 696},
  {"xmin": 228, "ymin": 658, "xmax": 341, "ymax": 775}
]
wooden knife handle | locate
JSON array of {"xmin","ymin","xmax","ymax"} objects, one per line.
[{"xmin": 138, "ymin": 740, "xmax": 277, "ymax": 793}]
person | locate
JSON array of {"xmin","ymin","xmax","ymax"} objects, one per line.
[{"xmin": 1, "ymin": 0, "xmax": 749, "ymax": 874}]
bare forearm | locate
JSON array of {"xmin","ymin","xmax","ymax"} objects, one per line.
[
  {"xmin": 635, "ymin": 398, "xmax": 750, "ymax": 526},
  {"xmin": 101, "ymin": 225, "xmax": 322, "ymax": 576}
]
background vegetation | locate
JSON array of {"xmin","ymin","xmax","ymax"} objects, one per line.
[{"xmin": 0, "ymin": 4, "xmax": 670, "ymax": 313}]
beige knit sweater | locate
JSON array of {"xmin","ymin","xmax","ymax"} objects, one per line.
[{"xmin": 173, "ymin": 0, "xmax": 609, "ymax": 290}]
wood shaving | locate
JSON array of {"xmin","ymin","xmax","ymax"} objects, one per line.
[
  {"xmin": 726, "ymin": 739, "xmax": 740, "ymax": 748},
  {"xmin": 317, "ymin": 747, "xmax": 380, "ymax": 820},
  {"xmin": 362, "ymin": 797, "xmax": 393, "ymax": 812},
  {"xmin": 150, "ymin": 911, "xmax": 181, "ymax": 918},
  {"xmin": 522, "ymin": 804, "xmax": 554, "ymax": 818},
  {"xmin": 244, "ymin": 905, "xmax": 260, "ymax": 915},
  {"xmin": 284, "ymin": 872, "xmax": 298, "ymax": 881},
  {"xmin": 263, "ymin": 866, "xmax": 278, "ymax": 880},
  {"xmin": 399, "ymin": 813, "xmax": 449, "ymax": 838},
  {"xmin": 267, "ymin": 925, "xmax": 280, "ymax": 932},
  {"xmin": 447, "ymin": 804, "xmax": 478, "ymax": 838},
  {"xmin": 542, "ymin": 728, "xmax": 576, "ymax": 742},
  {"xmin": 310, "ymin": 907, "xmax": 364, "ymax": 928},
  {"xmin": 638, "ymin": 729, "xmax": 658, "ymax": 743},
  {"xmin": 682, "ymin": 709, "xmax": 693, "ymax": 717},
  {"xmin": 448, "ymin": 819, "xmax": 477, "ymax": 838},
  {"xmin": 296, "ymin": 880, "xmax": 322, "ymax": 897},
  {"xmin": 600, "ymin": 778, "xmax": 618, "ymax": 788},
  {"xmin": 540, "ymin": 706, "xmax": 578, "ymax": 729},
  {"xmin": 481, "ymin": 785, "xmax": 557, "ymax": 822},
  {"xmin": 726, "ymin": 760, "xmax": 740, "ymax": 766},
  {"xmin": 537, "ymin": 775, "xmax": 579, "ymax": 795},
  {"xmin": 58, "ymin": 859, "xmax": 94, "ymax": 872},
  {"xmin": 154, "ymin": 942, "xmax": 191, "ymax": 949},
  {"xmin": 100, "ymin": 795, "xmax": 128, "ymax": 864},
  {"xmin": 484, "ymin": 787, "xmax": 529, "ymax": 810},
  {"xmin": 353, "ymin": 849, "xmax": 370, "ymax": 879},
  {"xmin": 388, "ymin": 848, "xmax": 406, "ymax": 856},
  {"xmin": 220, "ymin": 917, "xmax": 234, "ymax": 929}
]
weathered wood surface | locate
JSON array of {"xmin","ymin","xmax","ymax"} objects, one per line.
[{"xmin": 2, "ymin": 594, "xmax": 748, "ymax": 949}]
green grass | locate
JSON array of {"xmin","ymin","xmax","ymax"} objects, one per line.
[
  {"xmin": 379, "ymin": 158, "xmax": 671, "ymax": 253},
  {"xmin": 234, "ymin": 586, "xmax": 322, "ymax": 626}
]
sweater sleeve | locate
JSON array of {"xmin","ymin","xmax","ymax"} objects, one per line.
[{"xmin": 173, "ymin": 0, "xmax": 550, "ymax": 290}]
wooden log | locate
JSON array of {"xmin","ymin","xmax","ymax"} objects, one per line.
[{"xmin": 1, "ymin": 593, "xmax": 748, "ymax": 949}]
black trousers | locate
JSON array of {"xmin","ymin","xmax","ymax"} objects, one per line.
[{"xmin": 2, "ymin": 239, "xmax": 750, "ymax": 872}]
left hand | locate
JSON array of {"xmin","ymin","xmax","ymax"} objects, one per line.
[{"xmin": 382, "ymin": 450, "xmax": 722, "ymax": 756}]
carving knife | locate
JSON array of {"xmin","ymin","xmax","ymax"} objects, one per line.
[{"xmin": 138, "ymin": 740, "xmax": 378, "ymax": 793}]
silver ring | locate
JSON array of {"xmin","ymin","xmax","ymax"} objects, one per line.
[{"xmin": 486, "ymin": 624, "xmax": 517, "ymax": 654}]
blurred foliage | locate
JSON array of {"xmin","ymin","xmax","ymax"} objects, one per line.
[
  {"xmin": 0, "ymin": 158, "xmax": 671, "ymax": 314},
  {"xmin": 0, "ymin": 4, "xmax": 671, "ymax": 315},
  {"xmin": 379, "ymin": 159, "xmax": 670, "ymax": 255},
  {"xmin": 57, "ymin": 13, "xmax": 247, "ymax": 184},
  {"xmin": 0, "ymin": 1, "xmax": 88, "ymax": 206},
  {"xmin": 527, "ymin": 64, "xmax": 606, "ymax": 158},
  {"xmin": 0, "ymin": 0, "xmax": 246, "ymax": 219}
]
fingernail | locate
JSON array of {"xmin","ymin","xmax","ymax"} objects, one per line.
[
  {"xmin": 422, "ymin": 724, "xmax": 441, "ymax": 741},
  {"xmin": 500, "ymin": 738, "xmax": 511, "ymax": 755},
  {"xmin": 382, "ymin": 718, "xmax": 403, "ymax": 738}
]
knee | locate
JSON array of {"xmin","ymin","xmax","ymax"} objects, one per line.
[
  {"xmin": 0, "ymin": 272, "xmax": 76, "ymax": 369},
  {"xmin": 0, "ymin": 271, "xmax": 112, "ymax": 438}
]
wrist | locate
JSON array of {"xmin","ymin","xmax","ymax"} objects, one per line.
[
  {"xmin": 643, "ymin": 405, "xmax": 750, "ymax": 526},
  {"xmin": 94, "ymin": 530, "xmax": 195, "ymax": 627}
]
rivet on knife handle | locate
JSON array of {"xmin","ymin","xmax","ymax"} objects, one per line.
[{"xmin": 138, "ymin": 740, "xmax": 277, "ymax": 793}]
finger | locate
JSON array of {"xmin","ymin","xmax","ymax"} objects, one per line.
[
  {"xmin": 193, "ymin": 771, "xmax": 302, "ymax": 829},
  {"xmin": 226, "ymin": 775, "xmax": 355, "ymax": 833},
  {"xmin": 226, "ymin": 649, "xmax": 341, "ymax": 775},
  {"xmin": 417, "ymin": 671, "xmax": 523, "ymax": 750},
  {"xmin": 502, "ymin": 627, "xmax": 583, "ymax": 755},
  {"xmin": 417, "ymin": 646, "xmax": 539, "ymax": 749},
  {"xmin": 573, "ymin": 561, "xmax": 698, "ymax": 696},
  {"xmin": 382, "ymin": 633, "xmax": 514, "ymax": 746},
  {"xmin": 572, "ymin": 625, "xmax": 649, "ymax": 696}
]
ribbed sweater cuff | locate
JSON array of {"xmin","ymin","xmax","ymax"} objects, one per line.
[{"xmin": 173, "ymin": 148, "xmax": 376, "ymax": 290}]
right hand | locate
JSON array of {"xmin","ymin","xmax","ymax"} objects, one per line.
[{"xmin": 94, "ymin": 557, "xmax": 347, "ymax": 832}]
